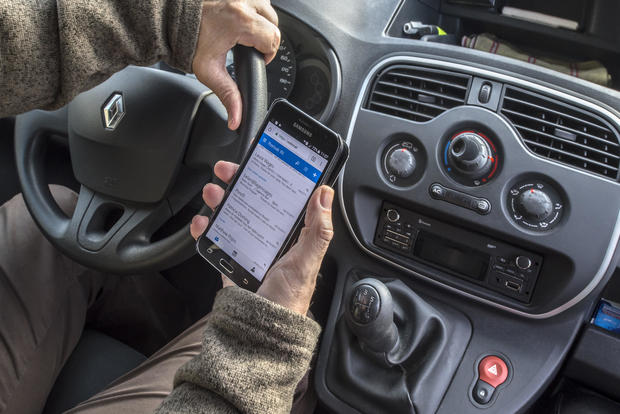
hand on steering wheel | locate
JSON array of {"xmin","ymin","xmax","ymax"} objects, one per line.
[
  {"xmin": 190, "ymin": 161, "xmax": 335, "ymax": 315},
  {"xmin": 193, "ymin": 0, "xmax": 281, "ymax": 130},
  {"xmin": 14, "ymin": 0, "xmax": 277, "ymax": 274}
]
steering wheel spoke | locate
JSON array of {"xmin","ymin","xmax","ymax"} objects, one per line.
[{"xmin": 62, "ymin": 186, "xmax": 169, "ymax": 254}]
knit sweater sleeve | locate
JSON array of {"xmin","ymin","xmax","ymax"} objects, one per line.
[
  {"xmin": 0, "ymin": 0, "xmax": 203, "ymax": 117},
  {"xmin": 156, "ymin": 287, "xmax": 322, "ymax": 414}
]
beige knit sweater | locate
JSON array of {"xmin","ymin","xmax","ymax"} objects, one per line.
[
  {"xmin": 1, "ymin": 0, "xmax": 200, "ymax": 116},
  {"xmin": 0, "ymin": 1, "xmax": 322, "ymax": 412},
  {"xmin": 158, "ymin": 288, "xmax": 321, "ymax": 414}
]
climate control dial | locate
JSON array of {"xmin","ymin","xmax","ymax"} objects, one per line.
[
  {"xmin": 381, "ymin": 138, "xmax": 426, "ymax": 187},
  {"xmin": 442, "ymin": 130, "xmax": 499, "ymax": 186},
  {"xmin": 448, "ymin": 132, "xmax": 493, "ymax": 177},
  {"xmin": 387, "ymin": 147, "xmax": 416, "ymax": 178},
  {"xmin": 515, "ymin": 189, "xmax": 553, "ymax": 222},
  {"xmin": 508, "ymin": 180, "xmax": 564, "ymax": 231}
]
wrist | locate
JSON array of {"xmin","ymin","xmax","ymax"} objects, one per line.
[{"xmin": 257, "ymin": 291, "xmax": 311, "ymax": 316}]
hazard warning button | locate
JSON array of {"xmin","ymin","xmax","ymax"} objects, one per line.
[
  {"xmin": 478, "ymin": 355, "xmax": 508, "ymax": 388},
  {"xmin": 472, "ymin": 355, "xmax": 509, "ymax": 405}
]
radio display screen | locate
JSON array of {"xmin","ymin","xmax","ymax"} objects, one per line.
[{"xmin": 413, "ymin": 232, "xmax": 489, "ymax": 280}]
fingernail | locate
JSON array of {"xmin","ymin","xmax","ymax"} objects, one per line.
[
  {"xmin": 320, "ymin": 187, "xmax": 334, "ymax": 209},
  {"xmin": 191, "ymin": 215, "xmax": 198, "ymax": 225}
]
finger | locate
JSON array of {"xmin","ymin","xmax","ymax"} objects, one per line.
[
  {"xmin": 202, "ymin": 183, "xmax": 226, "ymax": 209},
  {"xmin": 195, "ymin": 56, "xmax": 243, "ymax": 130},
  {"xmin": 190, "ymin": 215, "xmax": 210, "ymax": 240},
  {"xmin": 238, "ymin": 14, "xmax": 281, "ymax": 64},
  {"xmin": 221, "ymin": 274, "xmax": 236, "ymax": 288},
  {"xmin": 250, "ymin": 0, "xmax": 279, "ymax": 26},
  {"xmin": 292, "ymin": 186, "xmax": 335, "ymax": 261},
  {"xmin": 214, "ymin": 161, "xmax": 239, "ymax": 184}
]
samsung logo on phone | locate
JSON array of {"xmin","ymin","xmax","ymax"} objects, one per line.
[{"xmin": 293, "ymin": 122, "xmax": 313, "ymax": 137}]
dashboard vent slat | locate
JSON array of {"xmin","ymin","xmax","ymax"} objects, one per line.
[
  {"xmin": 500, "ymin": 86, "xmax": 620, "ymax": 179},
  {"xmin": 387, "ymin": 71, "xmax": 469, "ymax": 91},
  {"xmin": 366, "ymin": 65, "xmax": 471, "ymax": 122},
  {"xmin": 371, "ymin": 90, "xmax": 450, "ymax": 112}
]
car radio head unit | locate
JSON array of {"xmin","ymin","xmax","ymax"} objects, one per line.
[{"xmin": 374, "ymin": 202, "xmax": 543, "ymax": 302}]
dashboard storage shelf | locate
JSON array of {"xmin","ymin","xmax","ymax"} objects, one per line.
[{"xmin": 386, "ymin": 0, "xmax": 620, "ymax": 91}]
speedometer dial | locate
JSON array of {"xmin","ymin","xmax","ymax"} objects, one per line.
[{"xmin": 267, "ymin": 33, "xmax": 296, "ymax": 103}]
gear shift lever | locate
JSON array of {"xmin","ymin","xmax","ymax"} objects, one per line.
[
  {"xmin": 344, "ymin": 278, "xmax": 399, "ymax": 353},
  {"xmin": 327, "ymin": 275, "xmax": 472, "ymax": 414}
]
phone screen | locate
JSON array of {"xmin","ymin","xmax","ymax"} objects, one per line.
[{"xmin": 205, "ymin": 121, "xmax": 330, "ymax": 281}]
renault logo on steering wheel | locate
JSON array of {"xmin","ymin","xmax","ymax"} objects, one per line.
[{"xmin": 102, "ymin": 93, "xmax": 125, "ymax": 130}]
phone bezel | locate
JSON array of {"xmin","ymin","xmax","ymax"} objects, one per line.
[{"xmin": 196, "ymin": 99, "xmax": 344, "ymax": 291}]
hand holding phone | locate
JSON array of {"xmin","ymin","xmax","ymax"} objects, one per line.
[
  {"xmin": 190, "ymin": 161, "xmax": 335, "ymax": 315},
  {"xmin": 196, "ymin": 99, "xmax": 347, "ymax": 293}
]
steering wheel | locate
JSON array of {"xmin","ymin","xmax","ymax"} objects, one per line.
[{"xmin": 14, "ymin": 47, "xmax": 268, "ymax": 274}]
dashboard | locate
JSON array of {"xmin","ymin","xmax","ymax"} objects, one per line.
[
  {"xmin": 268, "ymin": 1, "xmax": 620, "ymax": 413},
  {"xmin": 185, "ymin": 0, "xmax": 620, "ymax": 412}
]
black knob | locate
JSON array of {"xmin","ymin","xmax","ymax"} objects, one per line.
[
  {"xmin": 349, "ymin": 285, "xmax": 381, "ymax": 324},
  {"xmin": 386, "ymin": 209, "xmax": 400, "ymax": 222},
  {"xmin": 345, "ymin": 278, "xmax": 399, "ymax": 353},
  {"xmin": 448, "ymin": 132, "xmax": 493, "ymax": 178},
  {"xmin": 387, "ymin": 147, "xmax": 416, "ymax": 178},
  {"xmin": 516, "ymin": 189, "xmax": 553, "ymax": 222},
  {"xmin": 515, "ymin": 256, "xmax": 532, "ymax": 270}
]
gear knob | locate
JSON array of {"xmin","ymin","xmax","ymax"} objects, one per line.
[{"xmin": 345, "ymin": 278, "xmax": 398, "ymax": 353}]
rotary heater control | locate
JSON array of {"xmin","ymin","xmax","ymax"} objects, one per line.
[
  {"xmin": 508, "ymin": 180, "xmax": 564, "ymax": 231},
  {"xmin": 442, "ymin": 130, "xmax": 499, "ymax": 186},
  {"xmin": 516, "ymin": 189, "xmax": 553, "ymax": 222},
  {"xmin": 387, "ymin": 147, "xmax": 416, "ymax": 178},
  {"xmin": 381, "ymin": 139, "xmax": 425, "ymax": 187}
]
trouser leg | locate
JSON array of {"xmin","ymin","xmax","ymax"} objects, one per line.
[
  {"xmin": 67, "ymin": 314, "xmax": 317, "ymax": 414},
  {"xmin": 65, "ymin": 316, "xmax": 205, "ymax": 414},
  {"xmin": 0, "ymin": 186, "xmax": 111, "ymax": 414},
  {"xmin": 68, "ymin": 310, "xmax": 317, "ymax": 414}
]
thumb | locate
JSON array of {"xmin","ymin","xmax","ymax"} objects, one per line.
[
  {"xmin": 296, "ymin": 186, "xmax": 334, "ymax": 258},
  {"xmin": 195, "ymin": 56, "xmax": 242, "ymax": 130}
]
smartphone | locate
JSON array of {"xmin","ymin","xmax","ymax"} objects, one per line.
[{"xmin": 196, "ymin": 99, "xmax": 346, "ymax": 291}]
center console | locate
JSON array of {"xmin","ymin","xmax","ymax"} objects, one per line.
[
  {"xmin": 270, "ymin": 1, "xmax": 620, "ymax": 413},
  {"xmin": 338, "ymin": 56, "xmax": 620, "ymax": 317}
]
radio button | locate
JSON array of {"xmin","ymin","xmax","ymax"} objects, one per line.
[
  {"xmin": 504, "ymin": 267, "xmax": 517, "ymax": 276},
  {"xmin": 385, "ymin": 230, "xmax": 409, "ymax": 245},
  {"xmin": 386, "ymin": 209, "xmax": 400, "ymax": 222},
  {"xmin": 515, "ymin": 255, "xmax": 532, "ymax": 270}
]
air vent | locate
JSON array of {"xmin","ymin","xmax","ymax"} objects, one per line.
[
  {"xmin": 501, "ymin": 86, "xmax": 620, "ymax": 179},
  {"xmin": 366, "ymin": 65, "xmax": 471, "ymax": 122}
]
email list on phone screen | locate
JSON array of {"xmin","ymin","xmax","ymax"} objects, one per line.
[{"xmin": 205, "ymin": 121, "xmax": 328, "ymax": 281}]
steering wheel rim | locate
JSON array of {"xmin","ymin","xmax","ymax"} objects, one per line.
[{"xmin": 14, "ymin": 46, "xmax": 268, "ymax": 274}]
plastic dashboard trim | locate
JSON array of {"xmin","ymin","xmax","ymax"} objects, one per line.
[{"xmin": 338, "ymin": 55, "xmax": 620, "ymax": 319}]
